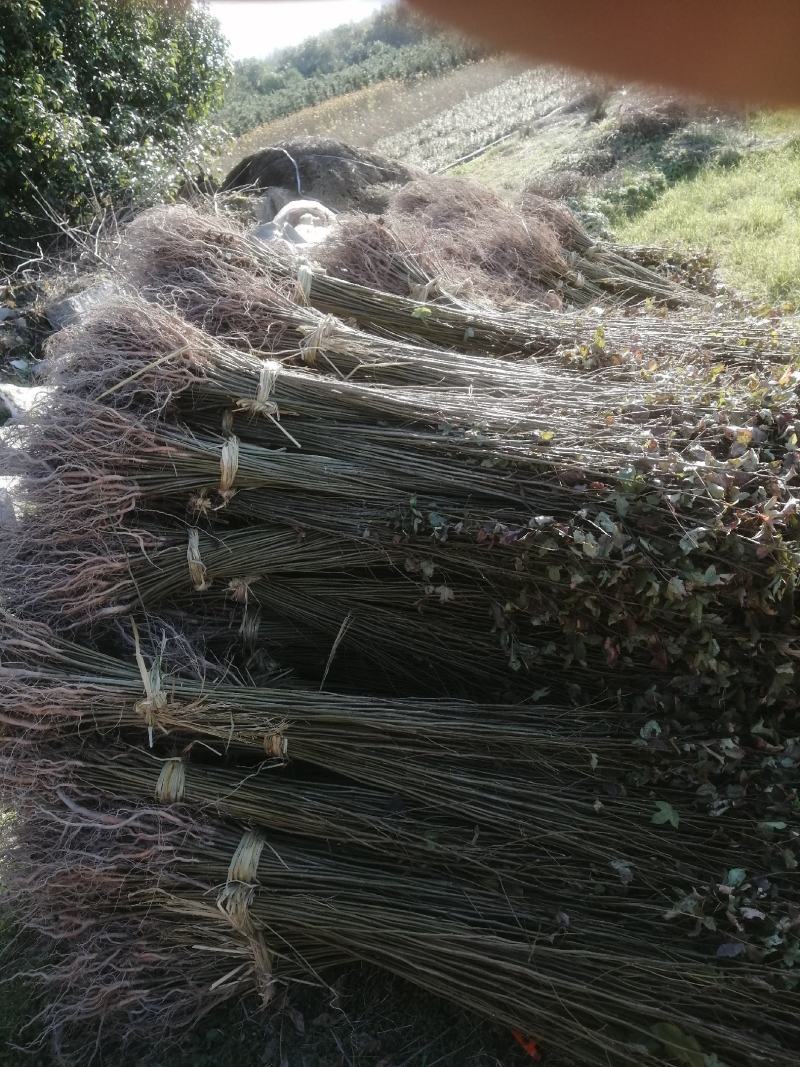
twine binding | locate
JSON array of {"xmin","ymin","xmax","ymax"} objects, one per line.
[
  {"xmin": 234, "ymin": 360, "xmax": 302, "ymax": 448},
  {"xmin": 217, "ymin": 829, "xmax": 274, "ymax": 1004},
  {"xmin": 297, "ymin": 263, "xmax": 313, "ymax": 304},
  {"xmin": 228, "ymin": 576, "xmax": 257, "ymax": 605},
  {"xmin": 264, "ymin": 728, "xmax": 288, "ymax": 760},
  {"xmin": 187, "ymin": 527, "xmax": 210, "ymax": 591},
  {"xmin": 236, "ymin": 361, "xmax": 279, "ymax": 417},
  {"xmin": 155, "ymin": 758, "xmax": 186, "ymax": 804},
  {"xmin": 239, "ymin": 607, "xmax": 261, "ymax": 651},
  {"xmin": 298, "ymin": 314, "xmax": 339, "ymax": 366},
  {"xmin": 219, "ymin": 433, "xmax": 240, "ymax": 501},
  {"xmin": 131, "ymin": 620, "xmax": 168, "ymax": 749}
]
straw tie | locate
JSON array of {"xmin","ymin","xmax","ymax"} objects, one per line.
[
  {"xmin": 234, "ymin": 361, "xmax": 301, "ymax": 448},
  {"xmin": 215, "ymin": 409, "xmax": 241, "ymax": 503},
  {"xmin": 263, "ymin": 727, "xmax": 288, "ymax": 760},
  {"xmin": 296, "ymin": 263, "xmax": 313, "ymax": 304},
  {"xmin": 187, "ymin": 527, "xmax": 211, "ymax": 592},
  {"xmin": 131, "ymin": 620, "xmax": 168, "ymax": 749},
  {"xmin": 218, "ymin": 829, "xmax": 274, "ymax": 1004},
  {"xmin": 227, "ymin": 576, "xmax": 258, "ymax": 604},
  {"xmin": 408, "ymin": 279, "xmax": 437, "ymax": 301},
  {"xmin": 236, "ymin": 361, "xmax": 279, "ymax": 417},
  {"xmin": 218, "ymin": 434, "xmax": 240, "ymax": 501},
  {"xmin": 154, "ymin": 758, "xmax": 186, "ymax": 804},
  {"xmin": 188, "ymin": 489, "xmax": 213, "ymax": 517},
  {"xmin": 298, "ymin": 315, "xmax": 339, "ymax": 366}
]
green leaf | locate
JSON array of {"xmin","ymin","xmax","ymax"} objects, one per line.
[
  {"xmin": 538, "ymin": 430, "xmax": 555, "ymax": 443},
  {"xmin": 651, "ymin": 801, "xmax": 680, "ymax": 828},
  {"xmin": 725, "ymin": 867, "xmax": 747, "ymax": 888},
  {"xmin": 783, "ymin": 848, "xmax": 798, "ymax": 870},
  {"xmin": 650, "ymin": 1022, "xmax": 705, "ymax": 1067},
  {"xmin": 411, "ymin": 305, "xmax": 433, "ymax": 319},
  {"xmin": 666, "ymin": 576, "xmax": 687, "ymax": 600},
  {"xmin": 610, "ymin": 858, "xmax": 634, "ymax": 885},
  {"xmin": 639, "ymin": 719, "xmax": 662, "ymax": 740}
]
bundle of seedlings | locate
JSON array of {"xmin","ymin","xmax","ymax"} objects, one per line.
[
  {"xmin": 2, "ymin": 616, "xmax": 796, "ymax": 899},
  {"xmin": 318, "ymin": 176, "xmax": 699, "ymax": 308},
  {"xmin": 10, "ymin": 344, "xmax": 800, "ymax": 710},
  {"xmin": 44, "ymin": 296, "xmax": 787, "ymax": 499},
  {"xmin": 119, "ymin": 203, "xmax": 800, "ymax": 363},
  {"xmin": 4, "ymin": 185, "xmax": 800, "ymax": 1064},
  {"xmin": 5, "ymin": 782, "xmax": 799, "ymax": 1067},
  {"xmin": 3, "ymin": 778, "xmax": 346, "ymax": 1056}
]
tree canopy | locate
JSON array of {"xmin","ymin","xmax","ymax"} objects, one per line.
[
  {"xmin": 0, "ymin": 0, "xmax": 229, "ymax": 251},
  {"xmin": 215, "ymin": 5, "xmax": 482, "ymax": 138}
]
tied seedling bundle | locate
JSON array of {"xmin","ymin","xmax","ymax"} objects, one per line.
[
  {"xmin": 120, "ymin": 202, "xmax": 800, "ymax": 363},
  {"xmin": 318, "ymin": 175, "xmax": 700, "ymax": 308},
  {"xmin": 2, "ymin": 176, "xmax": 800, "ymax": 1062},
  {"xmin": 7, "ymin": 293, "xmax": 800, "ymax": 709},
  {"xmin": 2, "ymin": 618, "xmax": 797, "ymax": 962},
  {"xmin": 3, "ymin": 778, "xmax": 799, "ymax": 1067}
]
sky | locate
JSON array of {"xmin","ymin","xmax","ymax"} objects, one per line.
[{"xmin": 208, "ymin": 1, "xmax": 390, "ymax": 61}]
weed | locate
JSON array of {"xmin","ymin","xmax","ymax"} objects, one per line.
[{"xmin": 615, "ymin": 140, "xmax": 800, "ymax": 301}]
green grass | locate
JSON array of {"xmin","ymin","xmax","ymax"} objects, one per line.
[{"xmin": 614, "ymin": 137, "xmax": 800, "ymax": 303}]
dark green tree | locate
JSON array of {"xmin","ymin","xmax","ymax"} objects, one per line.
[
  {"xmin": 0, "ymin": 0, "xmax": 230, "ymax": 250},
  {"xmin": 214, "ymin": 4, "xmax": 483, "ymax": 139}
]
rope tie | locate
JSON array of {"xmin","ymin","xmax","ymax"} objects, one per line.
[
  {"xmin": 219, "ymin": 434, "xmax": 240, "ymax": 501},
  {"xmin": 296, "ymin": 264, "xmax": 313, "ymax": 305},
  {"xmin": 236, "ymin": 361, "xmax": 279, "ymax": 417},
  {"xmin": 298, "ymin": 315, "xmax": 339, "ymax": 366},
  {"xmin": 408, "ymin": 279, "xmax": 436, "ymax": 301},
  {"xmin": 131, "ymin": 620, "xmax": 168, "ymax": 749},
  {"xmin": 188, "ymin": 490, "xmax": 213, "ymax": 517},
  {"xmin": 228, "ymin": 576, "xmax": 257, "ymax": 605},
  {"xmin": 234, "ymin": 361, "xmax": 301, "ymax": 448},
  {"xmin": 264, "ymin": 729, "xmax": 288, "ymax": 760},
  {"xmin": 187, "ymin": 527, "xmax": 210, "ymax": 592},
  {"xmin": 217, "ymin": 829, "xmax": 274, "ymax": 1005},
  {"xmin": 155, "ymin": 758, "xmax": 186, "ymax": 804}
]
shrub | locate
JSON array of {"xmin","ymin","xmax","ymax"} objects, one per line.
[{"xmin": 0, "ymin": 0, "xmax": 229, "ymax": 251}]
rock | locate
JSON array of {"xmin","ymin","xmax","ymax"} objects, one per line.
[
  {"xmin": 44, "ymin": 280, "xmax": 115, "ymax": 331},
  {"xmin": 0, "ymin": 307, "xmax": 18, "ymax": 323},
  {"xmin": 221, "ymin": 138, "xmax": 423, "ymax": 214}
]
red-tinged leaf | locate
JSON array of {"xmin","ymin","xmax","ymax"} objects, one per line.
[{"xmin": 511, "ymin": 1030, "xmax": 542, "ymax": 1061}]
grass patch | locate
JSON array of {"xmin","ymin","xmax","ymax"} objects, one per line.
[{"xmin": 614, "ymin": 139, "xmax": 800, "ymax": 302}]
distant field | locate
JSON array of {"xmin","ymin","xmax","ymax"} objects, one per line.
[
  {"xmin": 216, "ymin": 58, "xmax": 525, "ymax": 176},
  {"xmin": 615, "ymin": 116, "xmax": 800, "ymax": 303},
  {"xmin": 377, "ymin": 66, "xmax": 594, "ymax": 172},
  {"xmin": 218, "ymin": 59, "xmax": 800, "ymax": 306}
]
